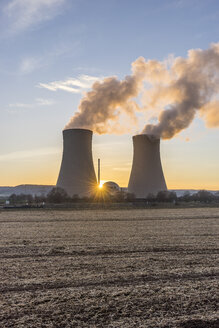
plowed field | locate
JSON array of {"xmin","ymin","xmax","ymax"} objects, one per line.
[{"xmin": 0, "ymin": 208, "xmax": 218, "ymax": 327}]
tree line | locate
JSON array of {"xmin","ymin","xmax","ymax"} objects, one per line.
[{"xmin": 7, "ymin": 188, "xmax": 219, "ymax": 205}]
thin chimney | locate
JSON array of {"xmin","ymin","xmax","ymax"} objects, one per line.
[{"xmin": 98, "ymin": 158, "xmax": 100, "ymax": 185}]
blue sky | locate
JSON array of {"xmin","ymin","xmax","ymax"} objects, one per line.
[{"xmin": 0, "ymin": 0, "xmax": 219, "ymax": 188}]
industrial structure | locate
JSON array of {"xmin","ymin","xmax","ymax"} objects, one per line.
[
  {"xmin": 56, "ymin": 128, "xmax": 97, "ymax": 197},
  {"xmin": 128, "ymin": 134, "xmax": 167, "ymax": 198},
  {"xmin": 98, "ymin": 158, "xmax": 100, "ymax": 186},
  {"xmin": 103, "ymin": 181, "xmax": 120, "ymax": 194}
]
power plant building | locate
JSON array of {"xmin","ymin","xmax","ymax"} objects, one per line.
[
  {"xmin": 128, "ymin": 134, "xmax": 167, "ymax": 198},
  {"xmin": 56, "ymin": 128, "xmax": 97, "ymax": 197}
]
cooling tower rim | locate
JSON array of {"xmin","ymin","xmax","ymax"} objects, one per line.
[
  {"xmin": 63, "ymin": 128, "xmax": 93, "ymax": 134},
  {"xmin": 132, "ymin": 133, "xmax": 160, "ymax": 142}
]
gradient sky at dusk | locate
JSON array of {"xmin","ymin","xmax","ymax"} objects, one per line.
[{"xmin": 0, "ymin": 0, "xmax": 219, "ymax": 189}]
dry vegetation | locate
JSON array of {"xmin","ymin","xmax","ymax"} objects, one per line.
[{"xmin": 0, "ymin": 208, "xmax": 218, "ymax": 327}]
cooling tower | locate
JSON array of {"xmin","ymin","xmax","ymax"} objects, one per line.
[
  {"xmin": 128, "ymin": 134, "xmax": 167, "ymax": 198},
  {"xmin": 56, "ymin": 128, "xmax": 97, "ymax": 197}
]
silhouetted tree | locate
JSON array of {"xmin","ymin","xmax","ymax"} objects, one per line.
[
  {"xmin": 113, "ymin": 191, "xmax": 126, "ymax": 202},
  {"xmin": 47, "ymin": 187, "xmax": 69, "ymax": 203},
  {"xmin": 192, "ymin": 190, "xmax": 214, "ymax": 203},
  {"xmin": 72, "ymin": 194, "xmax": 79, "ymax": 202},
  {"xmin": 146, "ymin": 193, "xmax": 156, "ymax": 202},
  {"xmin": 126, "ymin": 193, "xmax": 136, "ymax": 202},
  {"xmin": 35, "ymin": 194, "xmax": 46, "ymax": 204},
  {"xmin": 156, "ymin": 191, "xmax": 177, "ymax": 203},
  {"xmin": 9, "ymin": 193, "xmax": 17, "ymax": 205},
  {"xmin": 180, "ymin": 191, "xmax": 191, "ymax": 202},
  {"xmin": 9, "ymin": 193, "xmax": 33, "ymax": 204}
]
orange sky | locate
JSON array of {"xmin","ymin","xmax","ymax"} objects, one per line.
[{"xmin": 1, "ymin": 131, "xmax": 219, "ymax": 190}]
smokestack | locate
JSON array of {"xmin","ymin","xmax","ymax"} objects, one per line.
[
  {"xmin": 98, "ymin": 158, "xmax": 100, "ymax": 185},
  {"xmin": 128, "ymin": 134, "xmax": 167, "ymax": 198},
  {"xmin": 56, "ymin": 128, "xmax": 97, "ymax": 197}
]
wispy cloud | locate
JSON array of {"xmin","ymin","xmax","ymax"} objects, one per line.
[
  {"xmin": 163, "ymin": 0, "xmax": 199, "ymax": 10},
  {"xmin": 0, "ymin": 147, "xmax": 59, "ymax": 162},
  {"xmin": 4, "ymin": 0, "xmax": 66, "ymax": 34},
  {"xmin": 18, "ymin": 42, "xmax": 75, "ymax": 75},
  {"xmin": 38, "ymin": 75, "xmax": 102, "ymax": 94},
  {"xmin": 9, "ymin": 98, "xmax": 55, "ymax": 109},
  {"xmin": 36, "ymin": 98, "xmax": 55, "ymax": 106}
]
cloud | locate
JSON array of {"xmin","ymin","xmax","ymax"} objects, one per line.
[
  {"xmin": 18, "ymin": 43, "xmax": 74, "ymax": 74},
  {"xmin": 0, "ymin": 147, "xmax": 59, "ymax": 162},
  {"xmin": 38, "ymin": 75, "xmax": 102, "ymax": 94},
  {"xmin": 58, "ymin": 43, "xmax": 219, "ymax": 137},
  {"xmin": 9, "ymin": 98, "xmax": 55, "ymax": 109},
  {"xmin": 171, "ymin": 0, "xmax": 198, "ymax": 9},
  {"xmin": 36, "ymin": 98, "xmax": 55, "ymax": 106},
  {"xmin": 4, "ymin": 0, "xmax": 65, "ymax": 34}
]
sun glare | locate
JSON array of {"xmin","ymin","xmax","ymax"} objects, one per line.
[{"xmin": 98, "ymin": 180, "xmax": 106, "ymax": 189}]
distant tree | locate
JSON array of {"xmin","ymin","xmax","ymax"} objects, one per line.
[
  {"xmin": 26, "ymin": 194, "xmax": 33, "ymax": 204},
  {"xmin": 72, "ymin": 194, "xmax": 79, "ymax": 202},
  {"xmin": 156, "ymin": 191, "xmax": 165, "ymax": 202},
  {"xmin": 169, "ymin": 191, "xmax": 178, "ymax": 203},
  {"xmin": 113, "ymin": 191, "xmax": 126, "ymax": 202},
  {"xmin": 156, "ymin": 191, "xmax": 177, "ymax": 203},
  {"xmin": 81, "ymin": 196, "xmax": 90, "ymax": 203},
  {"xmin": 47, "ymin": 187, "xmax": 69, "ymax": 203},
  {"xmin": 146, "ymin": 193, "xmax": 156, "ymax": 202},
  {"xmin": 35, "ymin": 194, "xmax": 46, "ymax": 204},
  {"xmin": 214, "ymin": 192, "xmax": 219, "ymax": 202},
  {"xmin": 9, "ymin": 193, "xmax": 17, "ymax": 205},
  {"xmin": 126, "ymin": 193, "xmax": 136, "ymax": 202},
  {"xmin": 181, "ymin": 191, "xmax": 191, "ymax": 202},
  {"xmin": 9, "ymin": 193, "xmax": 33, "ymax": 204},
  {"xmin": 192, "ymin": 190, "xmax": 214, "ymax": 203}
]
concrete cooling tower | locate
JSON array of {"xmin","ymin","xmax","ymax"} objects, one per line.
[
  {"xmin": 56, "ymin": 128, "xmax": 97, "ymax": 197},
  {"xmin": 128, "ymin": 134, "xmax": 167, "ymax": 198}
]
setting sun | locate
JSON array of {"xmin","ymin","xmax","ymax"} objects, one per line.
[{"xmin": 98, "ymin": 180, "xmax": 106, "ymax": 189}]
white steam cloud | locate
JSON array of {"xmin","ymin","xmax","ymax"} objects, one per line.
[
  {"xmin": 65, "ymin": 58, "xmax": 145, "ymax": 133},
  {"xmin": 66, "ymin": 43, "xmax": 219, "ymax": 138}
]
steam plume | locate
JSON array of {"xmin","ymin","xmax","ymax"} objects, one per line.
[
  {"xmin": 66, "ymin": 43, "xmax": 219, "ymax": 138},
  {"xmin": 65, "ymin": 57, "xmax": 146, "ymax": 134},
  {"xmin": 142, "ymin": 43, "xmax": 219, "ymax": 138}
]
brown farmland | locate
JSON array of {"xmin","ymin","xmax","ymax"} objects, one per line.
[{"xmin": 0, "ymin": 208, "xmax": 218, "ymax": 327}]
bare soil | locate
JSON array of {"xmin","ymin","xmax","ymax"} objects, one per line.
[{"xmin": 0, "ymin": 208, "xmax": 218, "ymax": 327}]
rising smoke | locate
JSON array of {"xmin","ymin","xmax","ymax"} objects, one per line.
[
  {"xmin": 66, "ymin": 43, "xmax": 219, "ymax": 139},
  {"xmin": 65, "ymin": 57, "xmax": 146, "ymax": 134}
]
